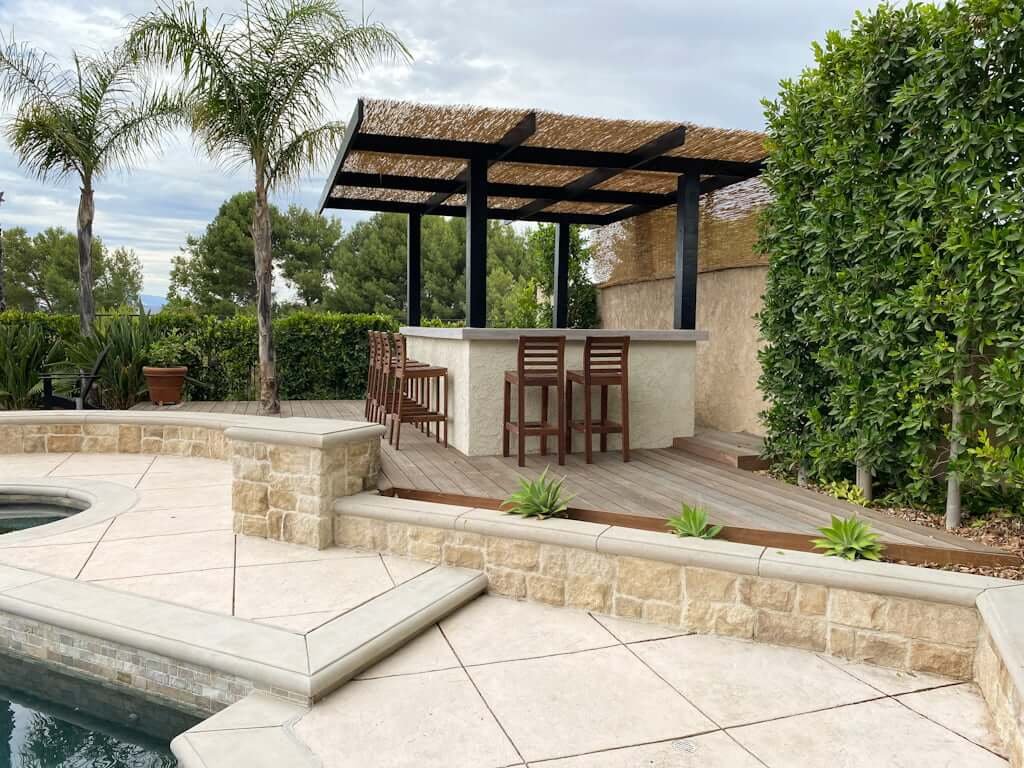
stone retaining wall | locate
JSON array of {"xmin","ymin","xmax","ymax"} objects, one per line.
[
  {"xmin": 976, "ymin": 630, "xmax": 1024, "ymax": 766},
  {"xmin": 335, "ymin": 514, "xmax": 979, "ymax": 679},
  {"xmin": 0, "ymin": 421, "xmax": 228, "ymax": 458}
]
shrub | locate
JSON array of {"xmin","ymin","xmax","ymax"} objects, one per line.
[
  {"xmin": 822, "ymin": 480, "xmax": 870, "ymax": 508},
  {"xmin": 502, "ymin": 468, "xmax": 575, "ymax": 520},
  {"xmin": 812, "ymin": 516, "xmax": 885, "ymax": 561},
  {"xmin": 665, "ymin": 503, "xmax": 722, "ymax": 540},
  {"xmin": 758, "ymin": 1, "xmax": 1024, "ymax": 513},
  {"xmin": 61, "ymin": 313, "xmax": 154, "ymax": 410},
  {"xmin": 0, "ymin": 324, "xmax": 60, "ymax": 409}
]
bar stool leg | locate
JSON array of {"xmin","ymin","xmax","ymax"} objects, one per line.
[
  {"xmin": 540, "ymin": 385, "xmax": 549, "ymax": 456},
  {"xmin": 564, "ymin": 380, "xmax": 573, "ymax": 455},
  {"xmin": 583, "ymin": 383, "xmax": 593, "ymax": 464},
  {"xmin": 517, "ymin": 380, "xmax": 526, "ymax": 467},
  {"xmin": 557, "ymin": 381, "xmax": 566, "ymax": 465},
  {"xmin": 621, "ymin": 382, "xmax": 630, "ymax": 462},
  {"xmin": 600, "ymin": 385, "xmax": 608, "ymax": 453},
  {"xmin": 502, "ymin": 380, "xmax": 511, "ymax": 457},
  {"xmin": 442, "ymin": 372, "xmax": 449, "ymax": 448},
  {"xmin": 394, "ymin": 381, "xmax": 404, "ymax": 450}
]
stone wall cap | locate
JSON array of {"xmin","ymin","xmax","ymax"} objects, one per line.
[
  {"xmin": 597, "ymin": 526, "xmax": 764, "ymax": 575},
  {"xmin": 0, "ymin": 479, "xmax": 139, "ymax": 547},
  {"xmin": 977, "ymin": 585, "xmax": 1024, "ymax": 702},
  {"xmin": 334, "ymin": 493, "xmax": 472, "ymax": 530},
  {"xmin": 457, "ymin": 508, "xmax": 609, "ymax": 551},
  {"xmin": 760, "ymin": 548, "xmax": 1010, "ymax": 606},
  {"xmin": 225, "ymin": 421, "xmax": 384, "ymax": 448},
  {"xmin": 400, "ymin": 326, "xmax": 709, "ymax": 343}
]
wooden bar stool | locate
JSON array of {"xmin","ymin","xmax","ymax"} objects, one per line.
[
  {"xmin": 503, "ymin": 336, "xmax": 566, "ymax": 467},
  {"xmin": 566, "ymin": 336, "xmax": 630, "ymax": 463},
  {"xmin": 387, "ymin": 334, "xmax": 448, "ymax": 450}
]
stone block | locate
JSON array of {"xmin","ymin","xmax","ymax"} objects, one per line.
[
  {"xmin": 683, "ymin": 601, "xmax": 755, "ymax": 639},
  {"xmin": 565, "ymin": 549, "xmax": 614, "ymax": 579},
  {"xmin": 267, "ymin": 488, "xmax": 297, "ymax": 511},
  {"xmin": 81, "ymin": 436, "xmax": 117, "ymax": 453},
  {"xmin": 232, "ymin": 480, "xmax": 269, "ymax": 515},
  {"xmin": 685, "ymin": 567, "xmax": 739, "ymax": 602},
  {"xmin": 616, "ymin": 557, "xmax": 681, "ymax": 602},
  {"xmin": 283, "ymin": 513, "xmax": 331, "ymax": 549},
  {"xmin": 909, "ymin": 641, "xmax": 973, "ymax": 680},
  {"xmin": 485, "ymin": 566, "xmax": 527, "ymax": 599},
  {"xmin": 526, "ymin": 574, "xmax": 565, "ymax": 606},
  {"xmin": 853, "ymin": 631, "xmax": 908, "ymax": 669},
  {"xmin": 269, "ymin": 445, "xmax": 312, "ymax": 474},
  {"xmin": 140, "ymin": 437, "xmax": 163, "ymax": 454},
  {"xmin": 828, "ymin": 589, "xmax": 888, "ymax": 630},
  {"xmin": 828, "ymin": 626, "xmax": 856, "ymax": 658},
  {"xmin": 22, "ymin": 435, "xmax": 45, "ymax": 453},
  {"xmin": 753, "ymin": 611, "xmax": 826, "ymax": 651},
  {"xmin": 883, "ymin": 599, "xmax": 979, "ymax": 647},
  {"xmin": 46, "ymin": 434, "xmax": 82, "ymax": 453},
  {"xmin": 742, "ymin": 578, "xmax": 796, "ymax": 612},
  {"xmin": 334, "ymin": 516, "xmax": 378, "ymax": 549},
  {"xmin": 485, "ymin": 538, "xmax": 540, "ymax": 571},
  {"xmin": 117, "ymin": 425, "xmax": 142, "ymax": 453},
  {"xmin": 565, "ymin": 577, "xmax": 611, "ymax": 612},
  {"xmin": 612, "ymin": 594, "xmax": 643, "ymax": 619},
  {"xmin": 442, "ymin": 544, "xmax": 484, "ymax": 570},
  {"xmin": 0, "ymin": 425, "xmax": 24, "ymax": 453},
  {"xmin": 233, "ymin": 457, "xmax": 268, "ymax": 482},
  {"xmin": 796, "ymin": 584, "xmax": 828, "ymax": 616},
  {"xmin": 539, "ymin": 545, "xmax": 567, "ymax": 578},
  {"xmin": 642, "ymin": 601, "xmax": 681, "ymax": 627},
  {"xmin": 238, "ymin": 515, "xmax": 269, "ymax": 539}
]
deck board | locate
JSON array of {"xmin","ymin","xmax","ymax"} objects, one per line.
[{"xmin": 133, "ymin": 399, "xmax": 980, "ymax": 549}]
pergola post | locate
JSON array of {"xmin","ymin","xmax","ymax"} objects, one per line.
[
  {"xmin": 674, "ymin": 173, "xmax": 700, "ymax": 330},
  {"xmin": 466, "ymin": 157, "xmax": 488, "ymax": 327},
  {"xmin": 406, "ymin": 212, "xmax": 422, "ymax": 326},
  {"xmin": 552, "ymin": 223, "xmax": 570, "ymax": 328}
]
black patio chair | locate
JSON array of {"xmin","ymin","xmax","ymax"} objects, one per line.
[{"xmin": 40, "ymin": 345, "xmax": 110, "ymax": 410}]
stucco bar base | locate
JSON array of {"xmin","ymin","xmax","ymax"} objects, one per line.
[{"xmin": 401, "ymin": 327, "xmax": 706, "ymax": 457}]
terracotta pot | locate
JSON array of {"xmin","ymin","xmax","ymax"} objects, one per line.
[{"xmin": 143, "ymin": 366, "xmax": 188, "ymax": 405}]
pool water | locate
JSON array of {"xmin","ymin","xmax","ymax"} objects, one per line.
[
  {"xmin": 0, "ymin": 656, "xmax": 198, "ymax": 767},
  {"xmin": 0, "ymin": 497, "xmax": 82, "ymax": 536}
]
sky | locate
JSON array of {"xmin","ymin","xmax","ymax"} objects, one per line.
[{"xmin": 0, "ymin": 0, "xmax": 868, "ymax": 298}]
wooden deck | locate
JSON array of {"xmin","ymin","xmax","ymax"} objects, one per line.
[{"xmin": 133, "ymin": 398, "xmax": 987, "ymax": 551}]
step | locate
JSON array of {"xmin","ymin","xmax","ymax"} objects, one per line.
[{"xmin": 672, "ymin": 430, "xmax": 768, "ymax": 471}]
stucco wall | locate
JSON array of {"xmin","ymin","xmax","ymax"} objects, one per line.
[{"xmin": 597, "ymin": 266, "xmax": 767, "ymax": 435}]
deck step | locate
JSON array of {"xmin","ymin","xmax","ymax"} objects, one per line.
[{"xmin": 672, "ymin": 429, "xmax": 768, "ymax": 471}]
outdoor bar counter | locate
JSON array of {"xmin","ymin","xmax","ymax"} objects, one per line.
[{"xmin": 402, "ymin": 326, "xmax": 708, "ymax": 457}]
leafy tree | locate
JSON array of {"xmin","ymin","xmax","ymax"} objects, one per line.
[
  {"xmin": 0, "ymin": 39, "xmax": 181, "ymax": 335},
  {"xmin": 527, "ymin": 223, "xmax": 599, "ymax": 328},
  {"xmin": 1, "ymin": 227, "xmax": 142, "ymax": 312},
  {"xmin": 279, "ymin": 204, "xmax": 341, "ymax": 306},
  {"xmin": 758, "ymin": 1, "xmax": 1024, "ymax": 523},
  {"xmin": 169, "ymin": 192, "xmax": 285, "ymax": 314},
  {"xmin": 130, "ymin": 0, "xmax": 408, "ymax": 414}
]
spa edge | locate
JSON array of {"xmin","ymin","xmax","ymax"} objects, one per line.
[{"xmin": 400, "ymin": 326, "xmax": 707, "ymax": 457}]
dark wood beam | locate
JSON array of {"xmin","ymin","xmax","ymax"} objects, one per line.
[
  {"xmin": 351, "ymin": 131, "xmax": 764, "ymax": 177},
  {"xmin": 674, "ymin": 174, "xmax": 700, "ymax": 330},
  {"xmin": 466, "ymin": 158, "xmax": 487, "ymax": 327},
  {"xmin": 317, "ymin": 100, "xmax": 364, "ymax": 213},
  {"xmin": 407, "ymin": 212, "xmax": 422, "ymax": 326},
  {"xmin": 331, "ymin": 171, "xmax": 674, "ymax": 208},
  {"xmin": 600, "ymin": 174, "xmax": 753, "ymax": 224},
  {"xmin": 422, "ymin": 112, "xmax": 536, "ymax": 215},
  {"xmin": 322, "ymin": 196, "xmax": 610, "ymax": 225},
  {"xmin": 510, "ymin": 127, "xmax": 686, "ymax": 221},
  {"xmin": 553, "ymin": 223, "xmax": 570, "ymax": 328}
]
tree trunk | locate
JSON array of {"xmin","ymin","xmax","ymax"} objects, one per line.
[
  {"xmin": 0, "ymin": 223, "xmax": 6, "ymax": 313},
  {"xmin": 856, "ymin": 461, "xmax": 873, "ymax": 503},
  {"xmin": 252, "ymin": 177, "xmax": 279, "ymax": 415},
  {"xmin": 76, "ymin": 185, "xmax": 96, "ymax": 336},
  {"xmin": 945, "ymin": 341, "xmax": 964, "ymax": 530}
]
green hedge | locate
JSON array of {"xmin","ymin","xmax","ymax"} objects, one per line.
[
  {"xmin": 757, "ymin": 1, "xmax": 1024, "ymax": 513},
  {"xmin": 0, "ymin": 309, "xmax": 397, "ymax": 403}
]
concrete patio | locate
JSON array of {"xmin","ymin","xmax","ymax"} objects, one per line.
[{"xmin": 0, "ymin": 450, "xmax": 1010, "ymax": 766}]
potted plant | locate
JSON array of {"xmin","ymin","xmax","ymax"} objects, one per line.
[{"xmin": 144, "ymin": 333, "xmax": 192, "ymax": 405}]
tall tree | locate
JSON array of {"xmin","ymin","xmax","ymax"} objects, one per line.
[
  {"xmin": 279, "ymin": 204, "xmax": 341, "ymax": 306},
  {"xmin": 0, "ymin": 39, "xmax": 181, "ymax": 334},
  {"xmin": 1, "ymin": 227, "xmax": 143, "ymax": 312},
  {"xmin": 130, "ymin": 0, "xmax": 408, "ymax": 414}
]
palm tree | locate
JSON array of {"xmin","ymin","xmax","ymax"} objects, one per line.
[
  {"xmin": 0, "ymin": 40, "xmax": 182, "ymax": 335},
  {"xmin": 129, "ymin": 0, "xmax": 408, "ymax": 414}
]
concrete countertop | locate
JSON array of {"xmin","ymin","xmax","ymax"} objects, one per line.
[{"xmin": 400, "ymin": 326, "xmax": 709, "ymax": 342}]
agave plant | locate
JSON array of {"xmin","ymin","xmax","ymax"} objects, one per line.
[
  {"xmin": 0, "ymin": 324, "xmax": 61, "ymax": 409},
  {"xmin": 666, "ymin": 503, "xmax": 722, "ymax": 539},
  {"xmin": 59, "ymin": 313, "xmax": 155, "ymax": 409},
  {"xmin": 812, "ymin": 515, "xmax": 885, "ymax": 561},
  {"xmin": 502, "ymin": 467, "xmax": 575, "ymax": 519}
]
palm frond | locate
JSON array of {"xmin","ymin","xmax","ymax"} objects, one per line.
[
  {"xmin": 268, "ymin": 121, "xmax": 344, "ymax": 187},
  {"xmin": 0, "ymin": 32, "xmax": 66, "ymax": 111}
]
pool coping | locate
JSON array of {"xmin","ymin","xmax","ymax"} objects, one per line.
[
  {"xmin": 0, "ymin": 559, "xmax": 486, "ymax": 705},
  {"xmin": 0, "ymin": 479, "xmax": 139, "ymax": 547}
]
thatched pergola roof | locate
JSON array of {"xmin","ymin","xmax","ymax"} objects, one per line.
[{"xmin": 319, "ymin": 99, "xmax": 767, "ymax": 225}]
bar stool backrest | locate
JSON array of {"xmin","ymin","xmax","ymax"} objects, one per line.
[
  {"xmin": 584, "ymin": 336, "xmax": 630, "ymax": 380},
  {"xmin": 517, "ymin": 335, "xmax": 566, "ymax": 382},
  {"xmin": 394, "ymin": 332, "xmax": 410, "ymax": 370}
]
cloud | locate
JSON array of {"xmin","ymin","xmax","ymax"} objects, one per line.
[{"xmin": 0, "ymin": 0, "xmax": 864, "ymax": 298}]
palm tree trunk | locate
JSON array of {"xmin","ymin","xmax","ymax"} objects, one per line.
[
  {"xmin": 76, "ymin": 185, "xmax": 96, "ymax": 336},
  {"xmin": 252, "ymin": 177, "xmax": 279, "ymax": 415},
  {"xmin": 0, "ymin": 222, "xmax": 6, "ymax": 313}
]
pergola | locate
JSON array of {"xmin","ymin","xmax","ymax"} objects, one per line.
[{"xmin": 318, "ymin": 99, "xmax": 766, "ymax": 329}]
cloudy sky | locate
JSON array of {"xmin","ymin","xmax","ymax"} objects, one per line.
[{"xmin": 0, "ymin": 0, "xmax": 868, "ymax": 297}]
